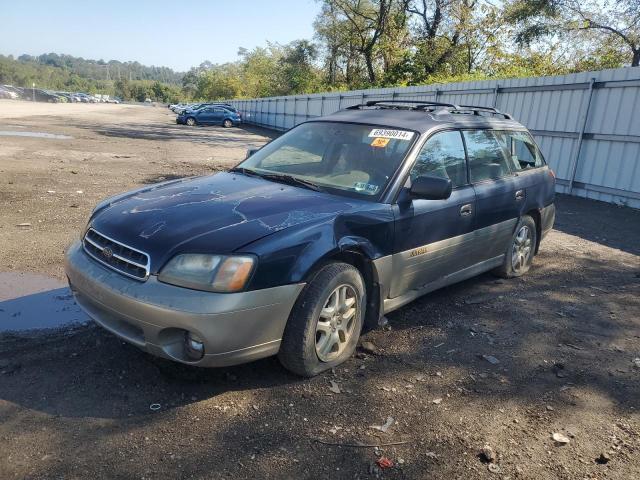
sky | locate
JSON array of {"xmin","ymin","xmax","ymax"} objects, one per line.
[{"xmin": 0, "ymin": 0, "xmax": 320, "ymax": 72}]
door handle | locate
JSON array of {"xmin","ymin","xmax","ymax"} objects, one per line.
[
  {"xmin": 460, "ymin": 204, "xmax": 473, "ymax": 216},
  {"xmin": 515, "ymin": 190, "xmax": 525, "ymax": 201}
]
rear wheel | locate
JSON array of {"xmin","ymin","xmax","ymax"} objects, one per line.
[
  {"xmin": 223, "ymin": 119, "xmax": 233, "ymax": 128},
  {"xmin": 186, "ymin": 117, "xmax": 196, "ymax": 126},
  {"xmin": 278, "ymin": 262, "xmax": 365, "ymax": 377},
  {"xmin": 494, "ymin": 215, "xmax": 537, "ymax": 278}
]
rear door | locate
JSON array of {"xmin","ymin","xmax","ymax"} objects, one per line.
[
  {"xmin": 463, "ymin": 129, "xmax": 521, "ymax": 262},
  {"xmin": 211, "ymin": 107, "xmax": 226, "ymax": 125},
  {"xmin": 391, "ymin": 130, "xmax": 476, "ymax": 297}
]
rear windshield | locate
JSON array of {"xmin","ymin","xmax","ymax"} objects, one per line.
[{"xmin": 238, "ymin": 121, "xmax": 416, "ymax": 200}]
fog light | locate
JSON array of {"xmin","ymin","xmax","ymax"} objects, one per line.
[{"xmin": 184, "ymin": 331, "xmax": 205, "ymax": 360}]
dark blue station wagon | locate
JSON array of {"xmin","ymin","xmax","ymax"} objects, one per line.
[{"xmin": 65, "ymin": 101, "xmax": 555, "ymax": 377}]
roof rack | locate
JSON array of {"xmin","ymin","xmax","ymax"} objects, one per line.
[
  {"xmin": 345, "ymin": 99, "xmax": 512, "ymax": 120},
  {"xmin": 456, "ymin": 104, "xmax": 513, "ymax": 120},
  {"xmin": 346, "ymin": 100, "xmax": 461, "ymax": 110}
]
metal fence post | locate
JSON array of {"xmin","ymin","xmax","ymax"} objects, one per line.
[
  {"xmin": 337, "ymin": 94, "xmax": 342, "ymax": 110},
  {"xmin": 320, "ymin": 96, "xmax": 325, "ymax": 116},
  {"xmin": 434, "ymin": 88, "xmax": 440, "ymax": 102},
  {"xmin": 292, "ymin": 97, "xmax": 296, "ymax": 127},
  {"xmin": 492, "ymin": 83, "xmax": 500, "ymax": 108},
  {"xmin": 567, "ymin": 77, "xmax": 596, "ymax": 194},
  {"xmin": 305, "ymin": 96, "xmax": 309, "ymax": 120}
]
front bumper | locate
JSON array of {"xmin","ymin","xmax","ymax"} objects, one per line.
[{"xmin": 65, "ymin": 241, "xmax": 304, "ymax": 367}]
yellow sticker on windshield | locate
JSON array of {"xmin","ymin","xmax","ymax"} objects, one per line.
[{"xmin": 371, "ymin": 137, "xmax": 390, "ymax": 148}]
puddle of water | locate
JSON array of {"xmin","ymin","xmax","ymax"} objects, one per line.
[
  {"xmin": 0, "ymin": 272, "xmax": 88, "ymax": 332},
  {"xmin": 0, "ymin": 130, "xmax": 73, "ymax": 139}
]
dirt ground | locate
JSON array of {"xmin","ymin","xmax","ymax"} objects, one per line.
[{"xmin": 0, "ymin": 101, "xmax": 639, "ymax": 480}]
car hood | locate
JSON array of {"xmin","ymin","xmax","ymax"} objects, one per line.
[{"xmin": 90, "ymin": 172, "xmax": 366, "ymax": 273}]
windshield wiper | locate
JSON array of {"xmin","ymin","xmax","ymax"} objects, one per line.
[
  {"xmin": 230, "ymin": 167, "xmax": 324, "ymax": 192},
  {"xmin": 259, "ymin": 172, "xmax": 324, "ymax": 192},
  {"xmin": 229, "ymin": 167, "xmax": 260, "ymax": 177}
]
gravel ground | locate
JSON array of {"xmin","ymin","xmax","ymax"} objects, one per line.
[{"xmin": 0, "ymin": 101, "xmax": 639, "ymax": 480}]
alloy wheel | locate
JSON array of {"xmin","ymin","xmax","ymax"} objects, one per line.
[
  {"xmin": 315, "ymin": 284, "xmax": 358, "ymax": 362},
  {"xmin": 511, "ymin": 225, "xmax": 533, "ymax": 272}
]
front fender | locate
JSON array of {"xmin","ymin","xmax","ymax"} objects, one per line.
[{"xmin": 242, "ymin": 206, "xmax": 395, "ymax": 290}]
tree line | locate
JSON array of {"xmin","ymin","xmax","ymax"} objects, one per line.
[
  {"xmin": 190, "ymin": 0, "xmax": 639, "ymax": 100},
  {"xmin": 1, "ymin": 1, "xmax": 637, "ymax": 102},
  {"xmin": 0, "ymin": 53, "xmax": 183, "ymax": 102}
]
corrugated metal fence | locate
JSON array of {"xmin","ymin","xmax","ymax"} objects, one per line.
[{"xmin": 229, "ymin": 67, "xmax": 640, "ymax": 209}]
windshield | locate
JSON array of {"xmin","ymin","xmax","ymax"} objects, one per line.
[{"xmin": 237, "ymin": 122, "xmax": 416, "ymax": 200}]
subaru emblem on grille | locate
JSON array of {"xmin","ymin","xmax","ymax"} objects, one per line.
[{"xmin": 84, "ymin": 228, "xmax": 150, "ymax": 281}]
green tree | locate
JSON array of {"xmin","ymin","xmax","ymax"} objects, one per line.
[
  {"xmin": 322, "ymin": 0, "xmax": 399, "ymax": 84},
  {"xmin": 278, "ymin": 40, "xmax": 322, "ymax": 94},
  {"xmin": 505, "ymin": 0, "xmax": 640, "ymax": 67},
  {"xmin": 196, "ymin": 63, "xmax": 243, "ymax": 99}
]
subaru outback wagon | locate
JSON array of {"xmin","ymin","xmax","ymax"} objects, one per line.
[{"xmin": 65, "ymin": 100, "xmax": 555, "ymax": 377}]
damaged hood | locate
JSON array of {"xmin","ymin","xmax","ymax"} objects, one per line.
[{"xmin": 90, "ymin": 172, "xmax": 364, "ymax": 273}]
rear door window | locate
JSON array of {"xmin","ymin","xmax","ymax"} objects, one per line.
[
  {"xmin": 494, "ymin": 130, "xmax": 545, "ymax": 171},
  {"xmin": 463, "ymin": 130, "xmax": 512, "ymax": 183}
]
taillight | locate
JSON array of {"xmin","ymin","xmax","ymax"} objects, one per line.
[{"xmin": 549, "ymin": 169, "xmax": 556, "ymax": 180}]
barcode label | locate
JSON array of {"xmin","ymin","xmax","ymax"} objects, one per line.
[{"xmin": 368, "ymin": 129, "xmax": 414, "ymax": 141}]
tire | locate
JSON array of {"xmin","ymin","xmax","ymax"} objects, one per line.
[
  {"xmin": 222, "ymin": 119, "xmax": 233, "ymax": 128},
  {"xmin": 185, "ymin": 117, "xmax": 196, "ymax": 126},
  {"xmin": 278, "ymin": 262, "xmax": 366, "ymax": 377},
  {"xmin": 493, "ymin": 215, "xmax": 537, "ymax": 278}
]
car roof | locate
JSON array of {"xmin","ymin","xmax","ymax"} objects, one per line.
[{"xmin": 313, "ymin": 104, "xmax": 527, "ymax": 134}]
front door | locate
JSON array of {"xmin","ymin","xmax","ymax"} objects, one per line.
[
  {"xmin": 391, "ymin": 130, "xmax": 476, "ymax": 298},
  {"xmin": 196, "ymin": 107, "xmax": 215, "ymax": 124}
]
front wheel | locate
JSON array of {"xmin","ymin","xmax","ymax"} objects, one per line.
[
  {"xmin": 185, "ymin": 117, "xmax": 196, "ymax": 126},
  {"xmin": 222, "ymin": 119, "xmax": 233, "ymax": 128},
  {"xmin": 278, "ymin": 262, "xmax": 366, "ymax": 377},
  {"xmin": 494, "ymin": 215, "xmax": 537, "ymax": 278}
]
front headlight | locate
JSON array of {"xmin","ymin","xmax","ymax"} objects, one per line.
[{"xmin": 158, "ymin": 254, "xmax": 255, "ymax": 293}]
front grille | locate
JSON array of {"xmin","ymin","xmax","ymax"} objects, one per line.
[{"xmin": 83, "ymin": 228, "xmax": 150, "ymax": 281}]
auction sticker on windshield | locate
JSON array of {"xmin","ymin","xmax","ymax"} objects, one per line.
[
  {"xmin": 368, "ymin": 129, "xmax": 414, "ymax": 141},
  {"xmin": 371, "ymin": 137, "xmax": 390, "ymax": 148}
]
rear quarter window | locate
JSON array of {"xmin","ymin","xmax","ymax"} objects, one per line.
[{"xmin": 494, "ymin": 130, "xmax": 545, "ymax": 171}]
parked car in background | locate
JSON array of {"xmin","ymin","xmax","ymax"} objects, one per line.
[
  {"xmin": 173, "ymin": 103, "xmax": 203, "ymax": 114},
  {"xmin": 0, "ymin": 86, "xmax": 19, "ymax": 99},
  {"xmin": 66, "ymin": 100, "xmax": 555, "ymax": 376},
  {"xmin": 179, "ymin": 103, "xmax": 242, "ymax": 120},
  {"xmin": 31, "ymin": 89, "xmax": 61, "ymax": 102},
  {"xmin": 2, "ymin": 85, "xmax": 23, "ymax": 98},
  {"xmin": 176, "ymin": 105, "xmax": 242, "ymax": 127},
  {"xmin": 55, "ymin": 92, "xmax": 75, "ymax": 103}
]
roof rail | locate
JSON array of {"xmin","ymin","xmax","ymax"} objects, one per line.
[
  {"xmin": 346, "ymin": 99, "xmax": 461, "ymax": 110},
  {"xmin": 452, "ymin": 104, "xmax": 513, "ymax": 120},
  {"xmin": 344, "ymin": 99, "xmax": 513, "ymax": 119}
]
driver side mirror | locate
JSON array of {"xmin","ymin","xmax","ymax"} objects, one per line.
[
  {"xmin": 410, "ymin": 175, "xmax": 452, "ymax": 200},
  {"xmin": 245, "ymin": 148, "xmax": 259, "ymax": 159}
]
